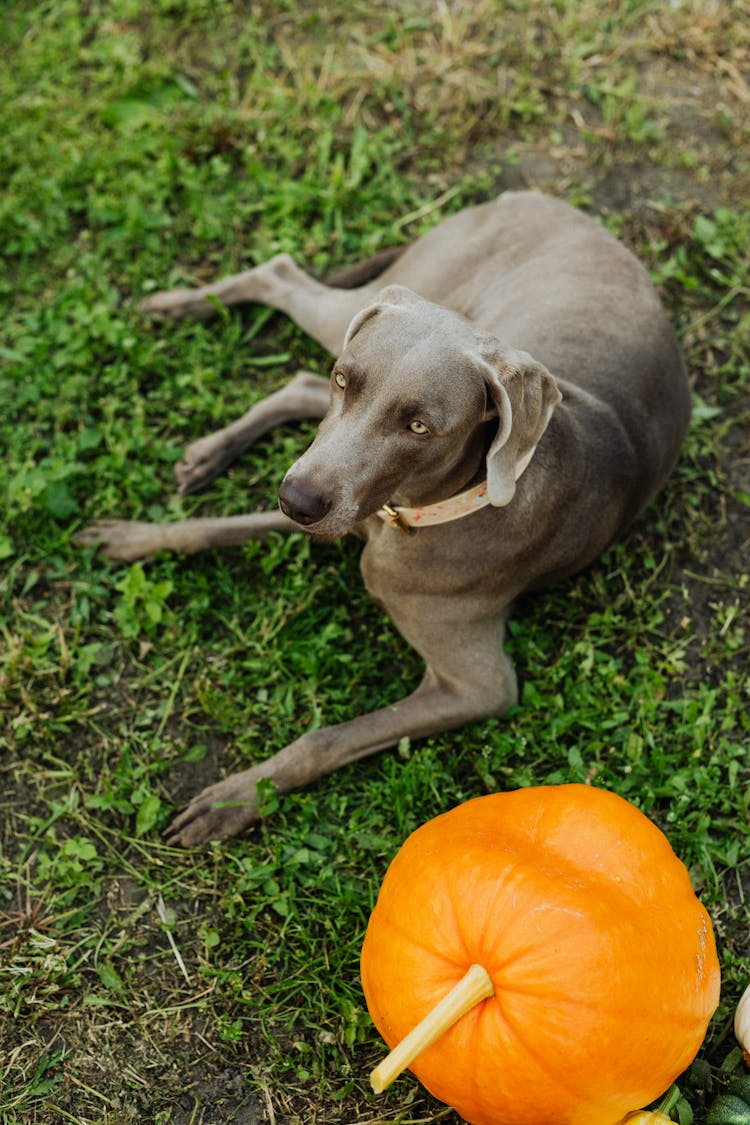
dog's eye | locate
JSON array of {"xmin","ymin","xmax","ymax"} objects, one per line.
[
  {"xmin": 333, "ymin": 370, "xmax": 346, "ymax": 390},
  {"xmin": 408, "ymin": 419, "xmax": 430, "ymax": 435}
]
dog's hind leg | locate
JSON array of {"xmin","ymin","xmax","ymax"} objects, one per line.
[
  {"xmin": 140, "ymin": 253, "xmax": 375, "ymax": 356},
  {"xmin": 174, "ymin": 370, "xmax": 331, "ymax": 495}
]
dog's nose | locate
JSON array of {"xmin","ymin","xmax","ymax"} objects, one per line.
[{"xmin": 278, "ymin": 478, "xmax": 333, "ymax": 526}]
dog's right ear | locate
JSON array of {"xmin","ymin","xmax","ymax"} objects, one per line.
[{"xmin": 475, "ymin": 348, "xmax": 561, "ymax": 506}]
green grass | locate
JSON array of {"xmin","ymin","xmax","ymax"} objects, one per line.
[{"xmin": 1, "ymin": 2, "xmax": 749, "ymax": 1123}]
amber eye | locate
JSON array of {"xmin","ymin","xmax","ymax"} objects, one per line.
[
  {"xmin": 334, "ymin": 370, "xmax": 346, "ymax": 389},
  {"xmin": 408, "ymin": 419, "xmax": 429, "ymax": 435}
]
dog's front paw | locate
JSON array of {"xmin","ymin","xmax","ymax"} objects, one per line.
[
  {"xmin": 174, "ymin": 433, "xmax": 237, "ymax": 495},
  {"xmin": 164, "ymin": 774, "xmax": 263, "ymax": 847},
  {"xmin": 74, "ymin": 519, "xmax": 169, "ymax": 562}
]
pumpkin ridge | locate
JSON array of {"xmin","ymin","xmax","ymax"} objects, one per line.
[
  {"xmin": 467, "ymin": 1003, "xmax": 492, "ymax": 1125},
  {"xmin": 436, "ymin": 848, "xmax": 485, "ymax": 966},
  {"xmin": 473, "ymin": 993, "xmax": 652, "ymax": 1125},
  {"xmin": 367, "ymin": 909, "xmax": 467, "ymax": 971},
  {"xmin": 446, "ymin": 851, "xmax": 526, "ymax": 968},
  {"xmin": 432, "ymin": 808, "xmax": 668, "ymax": 911},
  {"xmin": 456, "ymin": 788, "xmax": 669, "ymax": 882},
  {"xmin": 486, "ymin": 1023, "xmax": 617, "ymax": 1125},
  {"xmin": 425, "ymin": 1000, "xmax": 602, "ymax": 1125}
]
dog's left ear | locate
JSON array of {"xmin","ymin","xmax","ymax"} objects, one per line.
[
  {"xmin": 476, "ymin": 348, "xmax": 562, "ymax": 506},
  {"xmin": 343, "ymin": 286, "xmax": 424, "ymax": 349}
]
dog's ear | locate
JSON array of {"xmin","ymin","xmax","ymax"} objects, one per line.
[
  {"xmin": 344, "ymin": 286, "xmax": 423, "ymax": 349},
  {"xmin": 374, "ymin": 284, "xmax": 423, "ymax": 307},
  {"xmin": 343, "ymin": 305, "xmax": 381, "ymax": 348},
  {"xmin": 476, "ymin": 349, "xmax": 561, "ymax": 506}
]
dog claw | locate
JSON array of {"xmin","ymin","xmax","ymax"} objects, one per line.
[
  {"xmin": 173, "ymin": 458, "xmax": 210, "ymax": 495},
  {"xmin": 74, "ymin": 519, "xmax": 166, "ymax": 562},
  {"xmin": 164, "ymin": 776, "xmax": 263, "ymax": 847},
  {"xmin": 174, "ymin": 434, "xmax": 237, "ymax": 494}
]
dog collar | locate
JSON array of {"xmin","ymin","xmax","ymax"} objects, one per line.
[
  {"xmin": 376, "ymin": 480, "xmax": 490, "ymax": 534},
  {"xmin": 376, "ymin": 445, "xmax": 536, "ymax": 533}
]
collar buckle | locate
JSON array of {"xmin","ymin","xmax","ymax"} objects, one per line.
[{"xmin": 381, "ymin": 503, "xmax": 413, "ymax": 535}]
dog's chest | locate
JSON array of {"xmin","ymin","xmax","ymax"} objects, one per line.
[{"xmin": 359, "ymin": 514, "xmax": 509, "ymax": 609}]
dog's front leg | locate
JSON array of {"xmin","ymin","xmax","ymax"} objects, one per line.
[
  {"xmin": 164, "ymin": 609, "xmax": 518, "ymax": 846},
  {"xmin": 75, "ymin": 511, "xmax": 300, "ymax": 562},
  {"xmin": 175, "ymin": 371, "xmax": 330, "ymax": 495}
]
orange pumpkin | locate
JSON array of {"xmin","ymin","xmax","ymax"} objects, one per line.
[{"xmin": 360, "ymin": 784, "xmax": 720, "ymax": 1125}]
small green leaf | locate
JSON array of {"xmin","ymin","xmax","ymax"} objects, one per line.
[
  {"xmin": 182, "ymin": 743, "xmax": 209, "ymax": 764},
  {"xmin": 97, "ymin": 962, "xmax": 126, "ymax": 995},
  {"xmin": 692, "ymin": 401, "xmax": 722, "ymax": 422},
  {"xmin": 135, "ymin": 793, "xmax": 162, "ymax": 837},
  {"xmin": 44, "ymin": 482, "xmax": 78, "ymax": 518},
  {"xmin": 675, "ymin": 1094, "xmax": 694, "ymax": 1125}
]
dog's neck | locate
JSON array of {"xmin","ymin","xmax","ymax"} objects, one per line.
[
  {"xmin": 388, "ymin": 418, "xmax": 494, "ymax": 510},
  {"xmin": 375, "ymin": 420, "xmax": 532, "ymax": 533}
]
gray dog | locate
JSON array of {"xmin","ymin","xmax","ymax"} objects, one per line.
[{"xmin": 78, "ymin": 191, "xmax": 690, "ymax": 846}]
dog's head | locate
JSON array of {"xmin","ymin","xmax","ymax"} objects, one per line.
[{"xmin": 279, "ymin": 286, "xmax": 561, "ymax": 537}]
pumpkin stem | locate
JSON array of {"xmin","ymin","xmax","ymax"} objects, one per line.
[
  {"xmin": 370, "ymin": 963, "xmax": 495, "ymax": 1094},
  {"xmin": 619, "ymin": 1114, "xmax": 674, "ymax": 1124}
]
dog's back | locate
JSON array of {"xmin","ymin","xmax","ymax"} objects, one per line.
[{"xmin": 374, "ymin": 191, "xmax": 691, "ymax": 534}]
